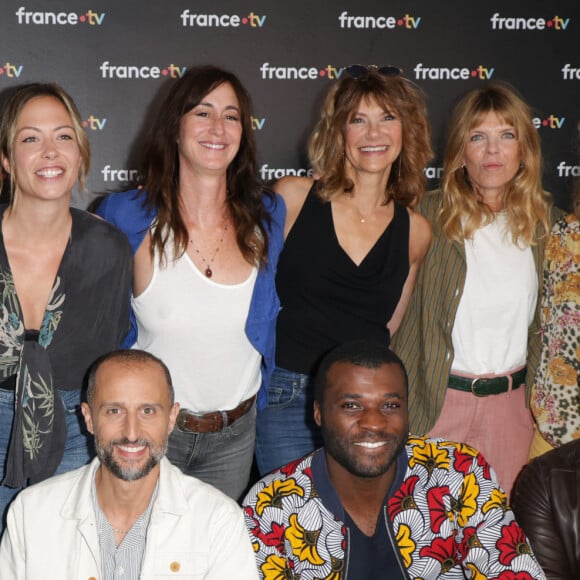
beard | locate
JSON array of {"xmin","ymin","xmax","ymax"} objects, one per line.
[
  {"xmin": 322, "ymin": 425, "xmax": 407, "ymax": 479},
  {"xmin": 95, "ymin": 436, "xmax": 168, "ymax": 482}
]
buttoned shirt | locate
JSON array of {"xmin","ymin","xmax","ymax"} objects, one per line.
[{"xmin": 93, "ymin": 477, "xmax": 158, "ymax": 580}]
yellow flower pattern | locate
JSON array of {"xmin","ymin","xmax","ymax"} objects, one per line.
[
  {"xmin": 261, "ymin": 554, "xmax": 292, "ymax": 580},
  {"xmin": 482, "ymin": 488, "xmax": 508, "ymax": 514},
  {"xmin": 409, "ymin": 440, "xmax": 451, "ymax": 475},
  {"xmin": 243, "ymin": 439, "xmax": 545, "ymax": 580},
  {"xmin": 286, "ymin": 513, "xmax": 324, "ymax": 565},
  {"xmin": 450, "ymin": 473, "xmax": 479, "ymax": 526},
  {"xmin": 396, "ymin": 523, "xmax": 416, "ymax": 568},
  {"xmin": 256, "ymin": 478, "xmax": 304, "ymax": 516}
]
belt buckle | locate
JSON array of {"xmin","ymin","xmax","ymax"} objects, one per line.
[
  {"xmin": 470, "ymin": 378, "xmax": 485, "ymax": 397},
  {"xmin": 177, "ymin": 409, "xmax": 204, "ymax": 432},
  {"xmin": 177, "ymin": 410, "xmax": 190, "ymax": 431}
]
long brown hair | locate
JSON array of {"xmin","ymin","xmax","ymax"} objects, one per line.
[
  {"xmin": 139, "ymin": 65, "xmax": 270, "ymax": 266},
  {"xmin": 308, "ymin": 68, "xmax": 433, "ymax": 207}
]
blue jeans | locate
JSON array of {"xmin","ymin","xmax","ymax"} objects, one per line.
[
  {"xmin": 255, "ymin": 367, "xmax": 323, "ymax": 475},
  {"xmin": 167, "ymin": 401, "xmax": 256, "ymax": 501},
  {"xmin": 0, "ymin": 388, "xmax": 93, "ymax": 535}
]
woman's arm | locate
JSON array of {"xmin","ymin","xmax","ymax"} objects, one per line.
[{"xmin": 273, "ymin": 176, "xmax": 313, "ymax": 239}]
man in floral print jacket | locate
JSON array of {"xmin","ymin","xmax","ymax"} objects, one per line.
[{"xmin": 243, "ymin": 340, "xmax": 545, "ymax": 580}]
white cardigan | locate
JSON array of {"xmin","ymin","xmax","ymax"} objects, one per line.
[{"xmin": 0, "ymin": 457, "xmax": 259, "ymax": 579}]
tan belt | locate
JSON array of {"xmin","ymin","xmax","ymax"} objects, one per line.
[{"xmin": 176, "ymin": 395, "xmax": 256, "ymax": 433}]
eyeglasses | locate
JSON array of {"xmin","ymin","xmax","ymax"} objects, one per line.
[{"xmin": 344, "ymin": 64, "xmax": 403, "ymax": 79}]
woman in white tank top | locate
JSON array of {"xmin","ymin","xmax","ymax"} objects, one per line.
[
  {"xmin": 97, "ymin": 66, "xmax": 285, "ymax": 500},
  {"xmin": 393, "ymin": 83, "xmax": 559, "ymax": 498}
]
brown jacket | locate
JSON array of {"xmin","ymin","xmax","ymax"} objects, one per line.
[{"xmin": 511, "ymin": 439, "xmax": 580, "ymax": 579}]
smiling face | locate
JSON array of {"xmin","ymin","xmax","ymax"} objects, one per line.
[
  {"xmin": 81, "ymin": 359, "xmax": 179, "ymax": 483},
  {"xmin": 2, "ymin": 95, "xmax": 82, "ymax": 205},
  {"xmin": 463, "ymin": 110, "xmax": 521, "ymax": 207},
  {"xmin": 314, "ymin": 361, "xmax": 408, "ymax": 482},
  {"xmin": 177, "ymin": 82, "xmax": 243, "ymax": 176},
  {"xmin": 343, "ymin": 96, "xmax": 402, "ymax": 180}
]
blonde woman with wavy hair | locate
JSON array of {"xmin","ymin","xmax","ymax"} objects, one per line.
[
  {"xmin": 255, "ymin": 66, "xmax": 433, "ymax": 475},
  {"xmin": 393, "ymin": 82, "xmax": 561, "ymax": 498},
  {"xmin": 0, "ymin": 83, "xmax": 132, "ymax": 533}
]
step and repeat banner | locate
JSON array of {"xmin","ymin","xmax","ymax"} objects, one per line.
[{"xmin": 0, "ymin": 0, "xmax": 578, "ymax": 209}]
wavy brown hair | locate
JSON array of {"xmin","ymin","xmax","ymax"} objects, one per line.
[
  {"xmin": 308, "ymin": 68, "xmax": 433, "ymax": 207},
  {"xmin": 139, "ymin": 65, "xmax": 270, "ymax": 266},
  {"xmin": 0, "ymin": 82, "xmax": 90, "ymax": 206},
  {"xmin": 439, "ymin": 82, "xmax": 551, "ymax": 245}
]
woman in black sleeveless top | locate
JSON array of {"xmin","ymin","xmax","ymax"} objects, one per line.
[{"xmin": 255, "ymin": 66, "xmax": 433, "ymax": 474}]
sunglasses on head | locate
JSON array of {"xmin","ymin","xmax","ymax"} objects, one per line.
[{"xmin": 344, "ymin": 64, "xmax": 403, "ymax": 79}]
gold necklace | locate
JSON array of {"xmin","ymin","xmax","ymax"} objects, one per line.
[
  {"xmin": 188, "ymin": 219, "xmax": 229, "ymax": 278},
  {"xmin": 112, "ymin": 526, "xmax": 128, "ymax": 534}
]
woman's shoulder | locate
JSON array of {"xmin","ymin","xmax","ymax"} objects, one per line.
[
  {"xmin": 272, "ymin": 177, "xmax": 314, "ymax": 235},
  {"xmin": 273, "ymin": 176, "xmax": 313, "ymax": 206},
  {"xmin": 71, "ymin": 208, "xmax": 132, "ymax": 253},
  {"xmin": 95, "ymin": 189, "xmax": 155, "ymax": 225},
  {"xmin": 417, "ymin": 189, "xmax": 442, "ymax": 208}
]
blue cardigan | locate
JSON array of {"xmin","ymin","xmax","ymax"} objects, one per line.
[{"xmin": 96, "ymin": 189, "xmax": 286, "ymax": 410}]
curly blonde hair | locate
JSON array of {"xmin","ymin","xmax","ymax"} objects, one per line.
[
  {"xmin": 439, "ymin": 82, "xmax": 551, "ymax": 245},
  {"xmin": 308, "ymin": 69, "xmax": 433, "ymax": 208}
]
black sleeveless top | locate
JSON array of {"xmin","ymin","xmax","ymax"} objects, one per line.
[{"xmin": 276, "ymin": 183, "xmax": 410, "ymax": 375}]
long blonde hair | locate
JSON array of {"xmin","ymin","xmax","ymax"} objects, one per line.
[{"xmin": 439, "ymin": 83, "xmax": 551, "ymax": 245}]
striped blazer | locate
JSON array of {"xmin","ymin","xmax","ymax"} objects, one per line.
[{"xmin": 392, "ymin": 190, "xmax": 560, "ymax": 436}]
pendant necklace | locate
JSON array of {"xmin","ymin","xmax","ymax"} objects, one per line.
[{"xmin": 189, "ymin": 219, "xmax": 229, "ymax": 278}]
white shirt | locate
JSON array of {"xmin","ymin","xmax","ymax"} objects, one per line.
[
  {"xmin": 451, "ymin": 213, "xmax": 537, "ymax": 374},
  {"xmin": 133, "ymin": 236, "xmax": 261, "ymax": 412}
]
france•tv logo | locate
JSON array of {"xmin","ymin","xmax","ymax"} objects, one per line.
[
  {"xmin": 413, "ymin": 63, "xmax": 495, "ymax": 80},
  {"xmin": 180, "ymin": 10, "xmax": 266, "ymax": 28},
  {"xmin": 260, "ymin": 63, "xmax": 343, "ymax": 80},
  {"xmin": 83, "ymin": 116, "xmax": 107, "ymax": 131},
  {"xmin": 490, "ymin": 13, "xmax": 570, "ymax": 30},
  {"xmin": 0, "ymin": 62, "xmax": 24, "ymax": 78},
  {"xmin": 100, "ymin": 62, "xmax": 186, "ymax": 80},
  {"xmin": 338, "ymin": 11, "xmax": 421, "ymax": 29},
  {"xmin": 15, "ymin": 7, "xmax": 105, "ymax": 25},
  {"xmin": 533, "ymin": 115, "xmax": 565, "ymax": 129}
]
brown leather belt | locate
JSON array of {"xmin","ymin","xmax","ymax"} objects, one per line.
[{"xmin": 176, "ymin": 395, "xmax": 256, "ymax": 433}]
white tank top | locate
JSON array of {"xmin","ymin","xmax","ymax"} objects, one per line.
[
  {"xmin": 451, "ymin": 213, "xmax": 537, "ymax": 375},
  {"xmin": 132, "ymin": 239, "xmax": 261, "ymax": 412}
]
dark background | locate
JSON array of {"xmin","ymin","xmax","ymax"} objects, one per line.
[{"xmin": 1, "ymin": 0, "xmax": 578, "ymax": 209}]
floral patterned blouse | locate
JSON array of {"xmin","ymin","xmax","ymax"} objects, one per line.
[
  {"xmin": 243, "ymin": 437, "xmax": 546, "ymax": 580},
  {"xmin": 531, "ymin": 213, "xmax": 580, "ymax": 447},
  {"xmin": 0, "ymin": 207, "xmax": 132, "ymax": 487}
]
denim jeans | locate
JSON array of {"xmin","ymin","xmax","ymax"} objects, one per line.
[
  {"xmin": 167, "ymin": 401, "xmax": 256, "ymax": 501},
  {"xmin": 0, "ymin": 388, "xmax": 94, "ymax": 535},
  {"xmin": 255, "ymin": 367, "xmax": 323, "ymax": 476}
]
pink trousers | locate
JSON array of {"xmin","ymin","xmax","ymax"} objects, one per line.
[{"xmin": 428, "ymin": 384, "xmax": 534, "ymax": 499}]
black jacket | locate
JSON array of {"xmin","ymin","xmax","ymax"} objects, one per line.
[{"xmin": 511, "ymin": 439, "xmax": 580, "ymax": 579}]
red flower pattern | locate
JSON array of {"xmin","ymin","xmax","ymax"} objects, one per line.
[
  {"xmin": 426, "ymin": 485, "xmax": 450, "ymax": 533},
  {"xmin": 419, "ymin": 535, "xmax": 459, "ymax": 573},
  {"xmin": 388, "ymin": 475, "xmax": 419, "ymax": 518},
  {"xmin": 491, "ymin": 572, "xmax": 535, "ymax": 580},
  {"xmin": 497, "ymin": 521, "xmax": 531, "ymax": 565}
]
